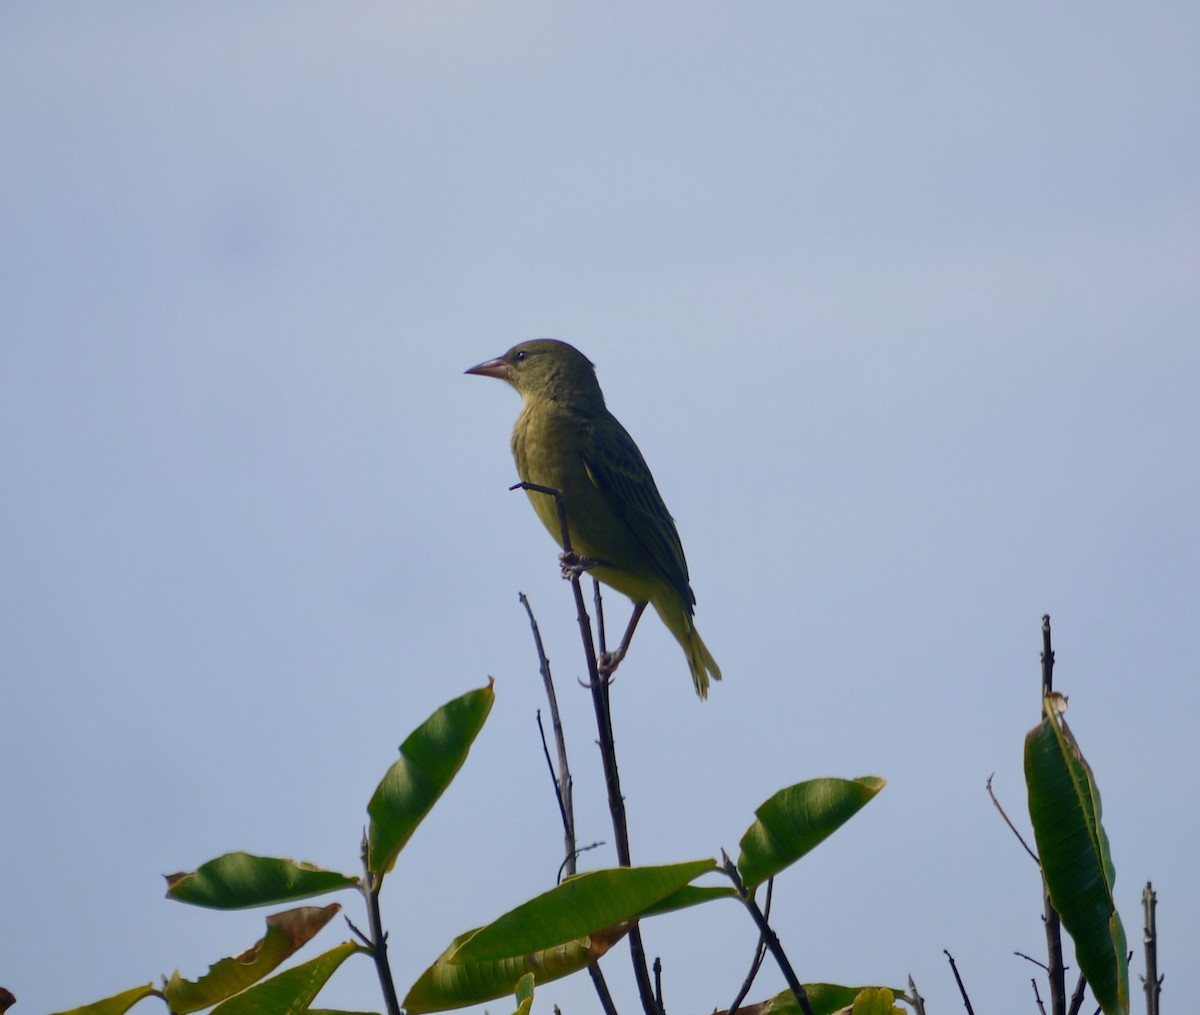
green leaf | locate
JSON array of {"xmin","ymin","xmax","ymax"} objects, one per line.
[
  {"xmin": 1025, "ymin": 700, "xmax": 1130, "ymax": 1015},
  {"xmin": 208, "ymin": 941, "xmax": 359, "ymax": 1015},
  {"xmin": 166, "ymin": 853, "xmax": 358, "ymax": 909},
  {"xmin": 758, "ymin": 984, "xmax": 901, "ymax": 1015},
  {"xmin": 451, "ymin": 859, "xmax": 715, "ymax": 963},
  {"xmin": 511, "ymin": 974, "xmax": 535, "ymax": 1015},
  {"xmin": 737, "ymin": 777, "xmax": 885, "ymax": 890},
  {"xmin": 367, "ymin": 682, "xmax": 495, "ymax": 874},
  {"xmin": 848, "ymin": 986, "xmax": 904, "ymax": 1014},
  {"xmin": 403, "ymin": 925, "xmax": 624, "ymax": 1013},
  {"xmin": 48, "ymin": 983, "xmax": 158, "ymax": 1015},
  {"xmin": 164, "ymin": 905, "xmax": 342, "ymax": 1013},
  {"xmin": 635, "ymin": 882, "xmax": 738, "ymax": 918}
]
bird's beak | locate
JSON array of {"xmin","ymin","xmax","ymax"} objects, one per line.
[{"xmin": 465, "ymin": 356, "xmax": 510, "ymax": 380}]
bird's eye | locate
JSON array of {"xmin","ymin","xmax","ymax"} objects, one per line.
[{"xmin": 515, "ymin": 351, "xmax": 528, "ymax": 362}]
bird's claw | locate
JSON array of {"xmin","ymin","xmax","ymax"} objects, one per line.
[
  {"xmin": 597, "ymin": 650, "xmax": 625, "ymax": 679},
  {"xmin": 558, "ymin": 550, "xmax": 598, "ymax": 580}
]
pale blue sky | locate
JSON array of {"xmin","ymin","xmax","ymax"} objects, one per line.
[{"xmin": 3, "ymin": 4, "xmax": 1197, "ymax": 1014}]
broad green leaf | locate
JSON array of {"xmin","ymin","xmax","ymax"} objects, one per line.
[
  {"xmin": 208, "ymin": 941, "xmax": 359, "ymax": 1015},
  {"xmin": 166, "ymin": 853, "xmax": 357, "ymax": 909},
  {"xmin": 738, "ymin": 777, "xmax": 885, "ymax": 890},
  {"xmin": 849, "ymin": 986, "xmax": 904, "ymax": 1014},
  {"xmin": 403, "ymin": 924, "xmax": 625, "ymax": 1013},
  {"xmin": 1026, "ymin": 700, "xmax": 1129, "ymax": 1015},
  {"xmin": 635, "ymin": 882, "xmax": 737, "ymax": 918},
  {"xmin": 367, "ymin": 682, "xmax": 495, "ymax": 874},
  {"xmin": 308, "ymin": 1011, "xmax": 380, "ymax": 1014},
  {"xmin": 48, "ymin": 983, "xmax": 158, "ymax": 1015},
  {"xmin": 165, "ymin": 905, "xmax": 341, "ymax": 1013},
  {"xmin": 756, "ymin": 983, "xmax": 901, "ymax": 1015},
  {"xmin": 451, "ymin": 859, "xmax": 715, "ymax": 963},
  {"xmin": 511, "ymin": 974, "xmax": 535, "ymax": 1015}
]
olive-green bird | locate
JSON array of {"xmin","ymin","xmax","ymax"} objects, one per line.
[{"xmin": 466, "ymin": 339, "xmax": 721, "ymax": 698}]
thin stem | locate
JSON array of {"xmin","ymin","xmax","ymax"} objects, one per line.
[
  {"xmin": 1067, "ymin": 972, "xmax": 1088, "ymax": 1015},
  {"xmin": 943, "ymin": 950, "xmax": 976, "ymax": 1015},
  {"xmin": 1142, "ymin": 882, "xmax": 1162, "ymax": 1015},
  {"xmin": 987, "ymin": 773, "xmax": 1039, "ymax": 864},
  {"xmin": 360, "ymin": 833, "xmax": 402, "ymax": 1015},
  {"xmin": 594, "ymin": 577, "xmax": 608, "ymax": 655},
  {"xmin": 906, "ymin": 975, "xmax": 927, "ymax": 1015},
  {"xmin": 515, "ymin": 481, "xmax": 660, "ymax": 1015},
  {"xmin": 721, "ymin": 854, "xmax": 813, "ymax": 1015},
  {"xmin": 522, "ymin": 593, "xmax": 577, "ymax": 877},
  {"xmin": 1041, "ymin": 613, "xmax": 1054, "ymax": 697},
  {"xmin": 1032, "ymin": 978, "xmax": 1048, "ymax": 1015},
  {"xmin": 588, "ymin": 964, "xmax": 620, "ymax": 1015},
  {"xmin": 1016, "ymin": 951, "xmax": 1051, "ymax": 972},
  {"xmin": 1038, "ymin": 616, "xmax": 1067, "ymax": 1015},
  {"xmin": 1043, "ymin": 887, "xmax": 1067, "ymax": 1015},
  {"xmin": 728, "ymin": 878, "xmax": 773, "ymax": 1015}
]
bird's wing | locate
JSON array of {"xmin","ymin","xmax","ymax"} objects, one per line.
[{"xmin": 580, "ymin": 412, "xmax": 696, "ymax": 607}]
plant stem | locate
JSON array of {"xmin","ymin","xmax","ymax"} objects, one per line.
[
  {"xmin": 514, "ymin": 481, "xmax": 660, "ymax": 1015},
  {"xmin": 943, "ymin": 950, "xmax": 976, "ymax": 1015},
  {"xmin": 1039, "ymin": 616, "xmax": 1067, "ymax": 1015},
  {"xmin": 1142, "ymin": 882, "xmax": 1161, "ymax": 1015},
  {"xmin": 360, "ymin": 834, "xmax": 402, "ymax": 1015},
  {"xmin": 721, "ymin": 856, "xmax": 813, "ymax": 1015},
  {"xmin": 521, "ymin": 592, "xmax": 577, "ymax": 877}
]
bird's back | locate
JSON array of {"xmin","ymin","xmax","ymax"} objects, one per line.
[{"xmin": 512, "ymin": 396, "xmax": 695, "ymax": 612}]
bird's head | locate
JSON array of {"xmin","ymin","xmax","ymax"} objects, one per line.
[{"xmin": 466, "ymin": 339, "xmax": 604, "ymax": 408}]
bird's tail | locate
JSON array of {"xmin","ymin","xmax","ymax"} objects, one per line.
[
  {"xmin": 686, "ymin": 625, "xmax": 722, "ymax": 699},
  {"xmin": 656, "ymin": 599, "xmax": 722, "ymax": 699}
]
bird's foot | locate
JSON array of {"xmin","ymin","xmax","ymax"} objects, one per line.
[
  {"xmin": 559, "ymin": 550, "xmax": 599, "ymax": 580},
  {"xmin": 597, "ymin": 649, "xmax": 626, "ymax": 679}
]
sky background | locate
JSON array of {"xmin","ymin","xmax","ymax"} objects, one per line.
[{"xmin": 3, "ymin": 4, "xmax": 1197, "ymax": 1014}]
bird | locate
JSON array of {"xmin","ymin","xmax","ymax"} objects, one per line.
[{"xmin": 466, "ymin": 339, "xmax": 721, "ymax": 698}]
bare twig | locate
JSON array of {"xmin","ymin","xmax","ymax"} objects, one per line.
[
  {"xmin": 1037, "ymin": 616, "xmax": 1068, "ymax": 1015},
  {"xmin": 728, "ymin": 878, "xmax": 773, "ymax": 1015},
  {"xmin": 344, "ymin": 913, "xmax": 372, "ymax": 948},
  {"xmin": 522, "ymin": 593, "xmax": 577, "ymax": 875},
  {"xmin": 987, "ymin": 773, "xmax": 1039, "ymax": 863},
  {"xmin": 515, "ymin": 481, "xmax": 661, "ymax": 1015},
  {"xmin": 653, "ymin": 956, "xmax": 665, "ymax": 1013},
  {"xmin": 1016, "ymin": 950, "xmax": 1051, "ymax": 972},
  {"xmin": 1041, "ymin": 614, "xmax": 1054, "ymax": 697},
  {"xmin": 520, "ymin": 592, "xmax": 619, "ymax": 1014},
  {"xmin": 943, "ymin": 950, "xmax": 976, "ymax": 1015},
  {"xmin": 1032, "ymin": 977, "xmax": 1048, "ymax": 1015},
  {"xmin": 588, "ymin": 963, "xmax": 621, "ymax": 1015},
  {"xmin": 1067, "ymin": 972, "xmax": 1088, "ymax": 1015},
  {"xmin": 594, "ymin": 576, "xmax": 608, "ymax": 655},
  {"xmin": 1042, "ymin": 887, "xmax": 1068, "ymax": 1015},
  {"xmin": 906, "ymin": 975, "xmax": 927, "ymax": 1015},
  {"xmin": 1142, "ymin": 882, "xmax": 1162, "ymax": 1015},
  {"xmin": 722, "ymin": 853, "xmax": 814, "ymax": 1015},
  {"xmin": 359, "ymin": 831, "xmax": 402, "ymax": 1015}
]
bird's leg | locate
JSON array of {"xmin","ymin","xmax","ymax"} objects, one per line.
[
  {"xmin": 559, "ymin": 550, "xmax": 600, "ymax": 580},
  {"xmin": 598, "ymin": 601, "xmax": 648, "ymax": 679}
]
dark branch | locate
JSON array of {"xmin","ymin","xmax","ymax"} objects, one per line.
[
  {"xmin": 987, "ymin": 773, "xmax": 1040, "ymax": 863},
  {"xmin": 943, "ymin": 949, "xmax": 976, "ymax": 1015},
  {"xmin": 906, "ymin": 975, "xmax": 927, "ymax": 1015},
  {"xmin": 722, "ymin": 854, "xmax": 814, "ymax": 1015},
  {"xmin": 1141, "ymin": 882, "xmax": 1162, "ymax": 1015},
  {"xmin": 728, "ymin": 878, "xmax": 773, "ymax": 1015},
  {"xmin": 519, "ymin": 482, "xmax": 660, "ymax": 1015},
  {"xmin": 359, "ymin": 831, "xmax": 402, "ymax": 1015}
]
